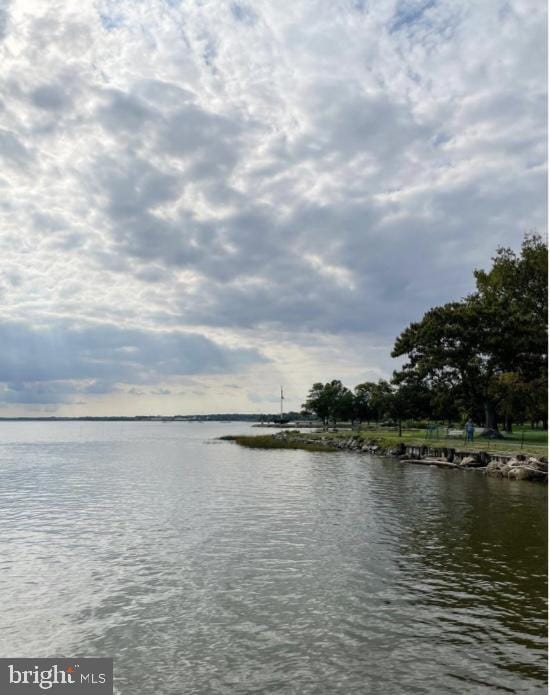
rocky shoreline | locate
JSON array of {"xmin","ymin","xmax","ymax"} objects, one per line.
[{"xmin": 270, "ymin": 431, "xmax": 548, "ymax": 483}]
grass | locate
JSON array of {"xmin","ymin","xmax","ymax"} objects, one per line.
[
  {"xmin": 220, "ymin": 427, "xmax": 547, "ymax": 459},
  {"xmin": 220, "ymin": 434, "xmax": 337, "ymax": 452},
  {"xmin": 306, "ymin": 427, "xmax": 548, "ymax": 458}
]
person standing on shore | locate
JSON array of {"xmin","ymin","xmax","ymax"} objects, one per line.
[{"xmin": 466, "ymin": 419, "xmax": 475, "ymax": 442}]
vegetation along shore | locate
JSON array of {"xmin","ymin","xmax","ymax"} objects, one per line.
[{"xmin": 223, "ymin": 430, "xmax": 548, "ymax": 483}]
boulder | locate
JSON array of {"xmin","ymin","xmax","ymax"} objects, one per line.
[
  {"xmin": 459, "ymin": 456, "xmax": 484, "ymax": 468},
  {"xmin": 528, "ymin": 457, "xmax": 548, "ymax": 472},
  {"xmin": 485, "ymin": 461, "xmax": 505, "ymax": 477},
  {"xmin": 508, "ymin": 466, "xmax": 547, "ymax": 482}
]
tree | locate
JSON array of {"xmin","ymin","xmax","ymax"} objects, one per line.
[
  {"xmin": 353, "ymin": 383, "xmax": 375, "ymax": 424},
  {"xmin": 488, "ymin": 372, "xmax": 528, "ymax": 432},
  {"xmin": 392, "ymin": 234, "xmax": 547, "ymax": 430},
  {"xmin": 353, "ymin": 380, "xmax": 393, "ymax": 423},
  {"xmin": 390, "ymin": 370, "xmax": 432, "ymax": 430},
  {"xmin": 302, "ymin": 382, "xmax": 331, "ymax": 427},
  {"xmin": 302, "ymin": 380, "xmax": 354, "ymax": 428},
  {"xmin": 429, "ymin": 379, "xmax": 461, "ymax": 426}
]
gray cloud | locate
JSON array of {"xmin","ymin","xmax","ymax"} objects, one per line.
[
  {"xmin": 230, "ymin": 3, "xmax": 259, "ymax": 26},
  {"xmin": 0, "ymin": 128, "xmax": 32, "ymax": 166},
  {"xmin": 30, "ymin": 83, "xmax": 72, "ymax": 111},
  {"xmin": 0, "ymin": 1, "xmax": 10, "ymax": 42},
  {"xmin": 0, "ymin": 381, "xmax": 77, "ymax": 405},
  {"xmin": 0, "ymin": 321, "xmax": 264, "ymax": 403}
]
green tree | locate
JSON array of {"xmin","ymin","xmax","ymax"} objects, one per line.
[
  {"xmin": 302, "ymin": 382, "xmax": 331, "ymax": 427},
  {"xmin": 302, "ymin": 380, "xmax": 354, "ymax": 428},
  {"xmin": 392, "ymin": 234, "xmax": 547, "ymax": 430},
  {"xmin": 362, "ymin": 380, "xmax": 393, "ymax": 423},
  {"xmin": 390, "ymin": 370, "xmax": 432, "ymax": 430},
  {"xmin": 353, "ymin": 383, "xmax": 376, "ymax": 424}
]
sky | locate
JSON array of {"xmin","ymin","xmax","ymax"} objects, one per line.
[{"xmin": 0, "ymin": 0, "xmax": 546, "ymax": 416}]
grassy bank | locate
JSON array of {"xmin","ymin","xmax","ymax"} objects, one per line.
[
  {"xmin": 220, "ymin": 435, "xmax": 336, "ymax": 452},
  {"xmin": 306, "ymin": 428, "xmax": 548, "ymax": 458},
  {"xmin": 222, "ymin": 427, "xmax": 547, "ymax": 459}
]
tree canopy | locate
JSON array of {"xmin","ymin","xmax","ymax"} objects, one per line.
[{"xmin": 391, "ymin": 234, "xmax": 547, "ymax": 429}]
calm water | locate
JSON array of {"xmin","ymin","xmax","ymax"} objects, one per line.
[{"xmin": 0, "ymin": 422, "xmax": 546, "ymax": 694}]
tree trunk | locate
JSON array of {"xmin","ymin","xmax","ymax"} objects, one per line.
[
  {"xmin": 504, "ymin": 415, "xmax": 512, "ymax": 433},
  {"xmin": 484, "ymin": 401, "xmax": 499, "ymax": 430},
  {"xmin": 398, "ymin": 418, "xmax": 402, "ymax": 437}
]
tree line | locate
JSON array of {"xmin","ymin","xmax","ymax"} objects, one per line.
[{"xmin": 302, "ymin": 234, "xmax": 548, "ymax": 433}]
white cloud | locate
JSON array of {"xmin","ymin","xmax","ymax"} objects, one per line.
[{"xmin": 0, "ymin": 0, "xmax": 545, "ymax": 413}]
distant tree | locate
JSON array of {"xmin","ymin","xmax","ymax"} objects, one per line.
[
  {"xmin": 353, "ymin": 380, "xmax": 393, "ymax": 423},
  {"xmin": 303, "ymin": 380, "xmax": 354, "ymax": 428},
  {"xmin": 390, "ymin": 370, "xmax": 432, "ymax": 429},
  {"xmin": 303, "ymin": 382, "xmax": 331, "ymax": 427},
  {"xmin": 353, "ymin": 383, "xmax": 375, "ymax": 424},
  {"xmin": 335, "ymin": 387, "xmax": 356, "ymax": 424}
]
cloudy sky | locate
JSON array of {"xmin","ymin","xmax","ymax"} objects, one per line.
[{"xmin": 0, "ymin": 0, "xmax": 546, "ymax": 415}]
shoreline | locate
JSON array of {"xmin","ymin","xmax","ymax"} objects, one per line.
[{"xmin": 223, "ymin": 431, "xmax": 548, "ymax": 483}]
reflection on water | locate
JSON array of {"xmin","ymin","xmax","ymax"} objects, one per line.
[{"xmin": 0, "ymin": 422, "xmax": 546, "ymax": 694}]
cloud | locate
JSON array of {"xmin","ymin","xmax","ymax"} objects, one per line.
[
  {"xmin": 0, "ymin": 0, "xmax": 545, "ymax": 412},
  {"xmin": 0, "ymin": 321, "xmax": 264, "ymax": 404},
  {"xmin": 30, "ymin": 83, "xmax": 72, "ymax": 111},
  {"xmin": 0, "ymin": 1, "xmax": 11, "ymax": 42}
]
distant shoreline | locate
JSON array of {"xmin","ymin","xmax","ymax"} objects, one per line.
[{"xmin": 0, "ymin": 416, "xmax": 271, "ymax": 422}]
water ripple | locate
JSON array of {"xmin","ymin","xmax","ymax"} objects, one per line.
[{"xmin": 0, "ymin": 422, "xmax": 546, "ymax": 694}]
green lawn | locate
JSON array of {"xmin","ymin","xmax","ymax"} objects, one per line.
[{"xmin": 307, "ymin": 427, "xmax": 548, "ymax": 458}]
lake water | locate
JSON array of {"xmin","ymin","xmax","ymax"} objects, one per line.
[{"xmin": 0, "ymin": 422, "xmax": 546, "ymax": 694}]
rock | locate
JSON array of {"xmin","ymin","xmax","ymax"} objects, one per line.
[
  {"xmin": 459, "ymin": 456, "xmax": 484, "ymax": 468},
  {"xmin": 402, "ymin": 459, "xmax": 457, "ymax": 469},
  {"xmin": 508, "ymin": 466, "xmax": 547, "ymax": 482},
  {"xmin": 485, "ymin": 461, "xmax": 505, "ymax": 477},
  {"xmin": 528, "ymin": 457, "xmax": 548, "ymax": 471},
  {"xmin": 506, "ymin": 458, "xmax": 522, "ymax": 467}
]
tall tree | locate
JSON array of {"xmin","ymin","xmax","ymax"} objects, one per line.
[
  {"xmin": 302, "ymin": 380, "xmax": 354, "ymax": 428},
  {"xmin": 392, "ymin": 234, "xmax": 547, "ymax": 430},
  {"xmin": 354, "ymin": 380, "xmax": 393, "ymax": 423}
]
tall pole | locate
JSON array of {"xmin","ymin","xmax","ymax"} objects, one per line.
[{"xmin": 280, "ymin": 386, "xmax": 284, "ymax": 421}]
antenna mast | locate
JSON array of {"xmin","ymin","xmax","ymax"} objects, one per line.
[{"xmin": 280, "ymin": 386, "xmax": 284, "ymax": 421}]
